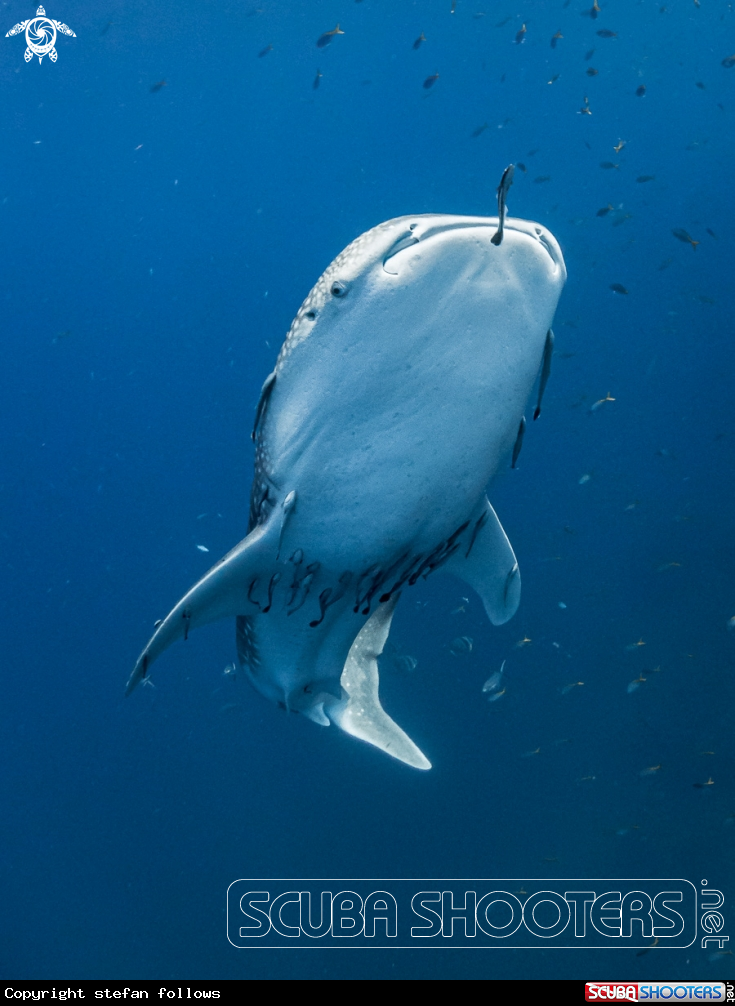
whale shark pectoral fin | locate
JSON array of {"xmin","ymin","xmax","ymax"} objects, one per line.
[
  {"xmin": 325, "ymin": 595, "xmax": 431, "ymax": 771},
  {"xmin": 445, "ymin": 497, "xmax": 521, "ymax": 626},
  {"xmin": 126, "ymin": 515, "xmax": 280, "ymax": 696}
]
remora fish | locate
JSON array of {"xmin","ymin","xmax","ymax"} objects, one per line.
[
  {"xmin": 128, "ymin": 204, "xmax": 566, "ymax": 769},
  {"xmin": 511, "ymin": 416, "xmax": 526, "ymax": 468},
  {"xmin": 491, "ymin": 164, "xmax": 515, "ymax": 246}
]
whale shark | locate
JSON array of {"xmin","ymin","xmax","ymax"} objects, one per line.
[{"xmin": 128, "ymin": 204, "xmax": 566, "ymax": 769}]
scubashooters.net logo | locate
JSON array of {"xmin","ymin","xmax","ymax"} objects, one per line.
[{"xmin": 227, "ymin": 879, "xmax": 701, "ymax": 948}]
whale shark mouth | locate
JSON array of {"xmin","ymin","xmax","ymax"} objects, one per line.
[{"xmin": 382, "ymin": 216, "xmax": 564, "ymax": 276}]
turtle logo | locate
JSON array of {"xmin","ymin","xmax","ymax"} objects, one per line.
[{"xmin": 5, "ymin": 5, "xmax": 75, "ymax": 64}]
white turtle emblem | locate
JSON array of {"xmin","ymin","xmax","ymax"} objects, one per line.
[{"xmin": 5, "ymin": 5, "xmax": 75, "ymax": 64}]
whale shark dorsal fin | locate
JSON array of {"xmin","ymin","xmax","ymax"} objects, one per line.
[
  {"xmin": 445, "ymin": 497, "xmax": 520, "ymax": 625},
  {"xmin": 326, "ymin": 595, "xmax": 431, "ymax": 770}
]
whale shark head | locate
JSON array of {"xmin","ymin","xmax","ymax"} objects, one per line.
[{"xmin": 278, "ymin": 214, "xmax": 566, "ymax": 373}]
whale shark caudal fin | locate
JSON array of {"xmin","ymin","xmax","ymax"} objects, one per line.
[
  {"xmin": 445, "ymin": 497, "xmax": 520, "ymax": 626},
  {"xmin": 125, "ymin": 511, "xmax": 282, "ymax": 696},
  {"xmin": 325, "ymin": 595, "xmax": 432, "ymax": 771}
]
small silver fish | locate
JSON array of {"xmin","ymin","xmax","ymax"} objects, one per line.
[
  {"xmin": 560, "ymin": 681, "xmax": 583, "ymax": 695},
  {"xmin": 639, "ymin": 764, "xmax": 661, "ymax": 777},
  {"xmin": 393, "ymin": 654, "xmax": 419, "ymax": 673},
  {"xmin": 589, "ymin": 392, "xmax": 615, "ymax": 413},
  {"xmin": 450, "ymin": 635, "xmax": 473, "ymax": 655},
  {"xmin": 482, "ymin": 660, "xmax": 506, "ymax": 693},
  {"xmin": 316, "ymin": 24, "xmax": 344, "ymax": 48}
]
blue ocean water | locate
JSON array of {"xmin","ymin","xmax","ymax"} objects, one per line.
[{"xmin": 1, "ymin": 0, "xmax": 733, "ymax": 981}]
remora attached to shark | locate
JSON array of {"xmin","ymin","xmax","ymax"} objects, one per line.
[{"xmin": 128, "ymin": 194, "xmax": 567, "ymax": 770}]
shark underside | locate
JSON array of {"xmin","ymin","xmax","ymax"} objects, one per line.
[{"xmin": 128, "ymin": 210, "xmax": 567, "ymax": 769}]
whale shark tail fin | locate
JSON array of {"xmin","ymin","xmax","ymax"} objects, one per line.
[
  {"xmin": 325, "ymin": 595, "xmax": 431, "ymax": 770},
  {"xmin": 126, "ymin": 514, "xmax": 280, "ymax": 696},
  {"xmin": 445, "ymin": 496, "xmax": 521, "ymax": 626}
]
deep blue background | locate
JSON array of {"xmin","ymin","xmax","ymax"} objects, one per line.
[{"xmin": 1, "ymin": 0, "xmax": 733, "ymax": 981}]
